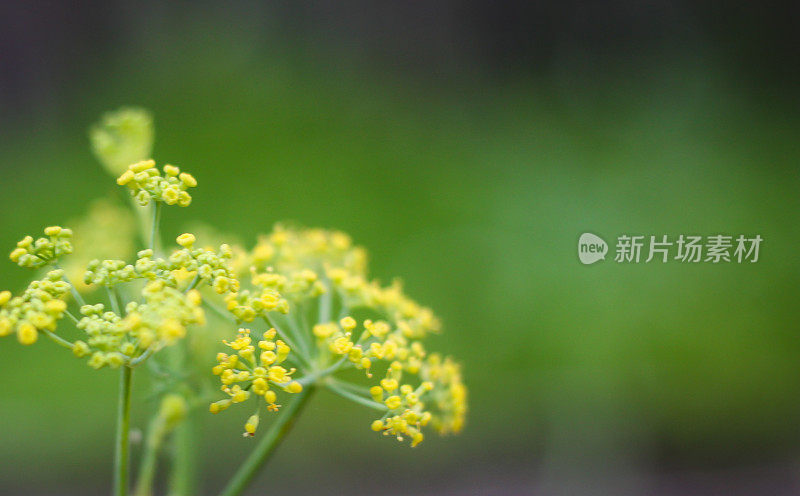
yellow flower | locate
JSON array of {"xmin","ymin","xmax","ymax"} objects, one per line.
[
  {"xmin": 115, "ymin": 160, "xmax": 197, "ymax": 208},
  {"xmin": 17, "ymin": 322, "xmax": 38, "ymax": 345}
]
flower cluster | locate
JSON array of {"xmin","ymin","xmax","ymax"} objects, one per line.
[
  {"xmin": 209, "ymin": 224, "xmax": 467, "ymax": 446},
  {"xmin": 83, "ymin": 259, "xmax": 138, "ymax": 287},
  {"xmin": 82, "ymin": 235, "xmax": 239, "ymax": 295},
  {"xmin": 210, "ymin": 328, "xmax": 303, "ymax": 435},
  {"xmin": 122, "ymin": 282, "xmax": 205, "ymax": 350},
  {"xmin": 223, "ymin": 287, "xmax": 290, "ymax": 323},
  {"xmin": 116, "ymin": 160, "xmax": 197, "ymax": 207},
  {"xmin": 247, "ymin": 225, "xmax": 367, "ymax": 279},
  {"xmin": 243, "ymin": 226, "xmax": 440, "ymax": 339},
  {"xmin": 72, "ymin": 281, "xmax": 206, "ymax": 369},
  {"xmin": 9, "ymin": 227, "xmax": 74, "ymax": 269},
  {"xmin": 320, "ymin": 315, "xmax": 466, "ymax": 445},
  {"xmin": 418, "ymin": 354, "xmax": 467, "ymax": 435},
  {"xmin": 171, "ymin": 234, "xmax": 239, "ymax": 293},
  {"xmin": 0, "ymin": 270, "xmax": 71, "ymax": 344},
  {"xmin": 369, "ymin": 379, "xmax": 433, "ymax": 448}
]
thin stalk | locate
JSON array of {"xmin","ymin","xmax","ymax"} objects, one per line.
[
  {"xmin": 325, "ymin": 382, "xmax": 387, "ymax": 411},
  {"xmin": 132, "ymin": 202, "xmax": 155, "ymax": 250},
  {"xmin": 55, "ymin": 267, "xmax": 86, "ymax": 308},
  {"xmin": 108, "ymin": 286, "xmax": 122, "ymax": 315},
  {"xmin": 114, "ymin": 366, "xmax": 133, "ymax": 496},
  {"xmin": 297, "ymin": 357, "xmax": 348, "ymax": 387},
  {"xmin": 133, "ymin": 414, "xmax": 167, "ymax": 496},
  {"xmin": 217, "ymin": 387, "xmax": 315, "ymax": 496},
  {"xmin": 285, "ymin": 311, "xmax": 312, "ymax": 360},
  {"xmin": 167, "ymin": 337, "xmax": 197, "ymax": 496},
  {"xmin": 64, "ymin": 309, "xmax": 80, "ymax": 325},
  {"xmin": 183, "ymin": 274, "xmax": 200, "ymax": 293},
  {"xmin": 167, "ymin": 413, "xmax": 198, "ymax": 496},
  {"xmin": 327, "ymin": 378, "xmax": 372, "ymax": 396},
  {"xmin": 130, "ymin": 348, "xmax": 154, "ymax": 367},
  {"xmin": 150, "ymin": 202, "xmax": 162, "ymax": 253},
  {"xmin": 262, "ymin": 316, "xmax": 313, "ymax": 370},
  {"xmin": 318, "ymin": 285, "xmax": 332, "ymax": 324},
  {"xmin": 203, "ymin": 299, "xmax": 234, "ymax": 322},
  {"xmin": 41, "ymin": 328, "xmax": 74, "ymax": 349}
]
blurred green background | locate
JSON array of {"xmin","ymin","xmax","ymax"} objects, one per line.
[{"xmin": 1, "ymin": 3, "xmax": 799, "ymax": 495}]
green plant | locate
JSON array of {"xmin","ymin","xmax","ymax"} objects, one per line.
[{"xmin": 0, "ymin": 108, "xmax": 467, "ymax": 496}]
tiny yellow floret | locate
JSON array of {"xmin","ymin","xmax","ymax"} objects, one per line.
[
  {"xmin": 176, "ymin": 233, "xmax": 196, "ymax": 248},
  {"xmin": 179, "ymin": 172, "xmax": 197, "ymax": 187},
  {"xmin": 340, "ymin": 316, "xmax": 357, "ymax": 331},
  {"xmin": 17, "ymin": 322, "xmax": 38, "ymax": 345}
]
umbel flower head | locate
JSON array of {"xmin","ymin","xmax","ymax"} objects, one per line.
[
  {"xmin": 0, "ymin": 269, "xmax": 70, "ymax": 345},
  {"xmin": 9, "ymin": 226, "xmax": 74, "ymax": 269},
  {"xmin": 117, "ymin": 160, "xmax": 197, "ymax": 207},
  {"xmin": 210, "ymin": 327, "xmax": 304, "ymax": 431},
  {"xmin": 0, "ymin": 164, "xmax": 218, "ymax": 370},
  {"xmin": 209, "ymin": 224, "xmax": 467, "ymax": 445}
]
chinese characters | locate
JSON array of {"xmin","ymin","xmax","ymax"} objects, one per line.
[{"xmin": 613, "ymin": 234, "xmax": 761, "ymax": 263}]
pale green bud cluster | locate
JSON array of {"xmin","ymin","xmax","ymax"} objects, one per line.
[
  {"xmin": 90, "ymin": 107, "xmax": 154, "ymax": 176},
  {"xmin": 116, "ymin": 160, "xmax": 197, "ymax": 207},
  {"xmin": 82, "ymin": 236, "xmax": 239, "ymax": 295},
  {"xmin": 83, "ymin": 259, "xmax": 138, "ymax": 287},
  {"xmin": 122, "ymin": 281, "xmax": 205, "ymax": 350},
  {"xmin": 9, "ymin": 227, "xmax": 73, "ymax": 269},
  {"xmin": 0, "ymin": 270, "xmax": 71, "ymax": 345},
  {"xmin": 223, "ymin": 287, "xmax": 290, "ymax": 322},
  {"xmin": 169, "ymin": 234, "xmax": 240, "ymax": 294},
  {"xmin": 250, "ymin": 268, "xmax": 326, "ymax": 302},
  {"xmin": 75, "ymin": 303, "xmax": 129, "ymax": 369},
  {"xmin": 72, "ymin": 281, "xmax": 205, "ymax": 370}
]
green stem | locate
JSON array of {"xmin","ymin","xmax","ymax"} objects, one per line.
[
  {"xmin": 133, "ymin": 415, "xmax": 166, "ymax": 496},
  {"xmin": 326, "ymin": 382, "xmax": 387, "ymax": 411},
  {"xmin": 130, "ymin": 348, "xmax": 154, "ymax": 367},
  {"xmin": 203, "ymin": 299, "xmax": 233, "ymax": 322},
  {"xmin": 55, "ymin": 267, "xmax": 86, "ymax": 308},
  {"xmin": 166, "ymin": 339, "xmax": 197, "ymax": 496},
  {"xmin": 108, "ymin": 286, "xmax": 122, "ymax": 315},
  {"xmin": 261, "ymin": 316, "xmax": 312, "ymax": 370},
  {"xmin": 217, "ymin": 387, "xmax": 315, "ymax": 496},
  {"xmin": 114, "ymin": 366, "xmax": 133, "ymax": 496},
  {"xmin": 327, "ymin": 377, "xmax": 373, "ymax": 396},
  {"xmin": 285, "ymin": 312, "xmax": 313, "ymax": 360},
  {"xmin": 183, "ymin": 274, "xmax": 200, "ymax": 293},
  {"xmin": 64, "ymin": 309, "xmax": 80, "ymax": 325},
  {"xmin": 318, "ymin": 285, "xmax": 332, "ymax": 324},
  {"xmin": 41, "ymin": 328, "xmax": 75, "ymax": 349},
  {"xmin": 132, "ymin": 201, "xmax": 154, "ymax": 250},
  {"xmin": 297, "ymin": 357, "xmax": 348, "ymax": 387},
  {"xmin": 150, "ymin": 202, "xmax": 162, "ymax": 253},
  {"xmin": 167, "ymin": 413, "xmax": 198, "ymax": 496}
]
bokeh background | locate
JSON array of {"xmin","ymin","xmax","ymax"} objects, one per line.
[{"xmin": 1, "ymin": 2, "xmax": 799, "ymax": 495}]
